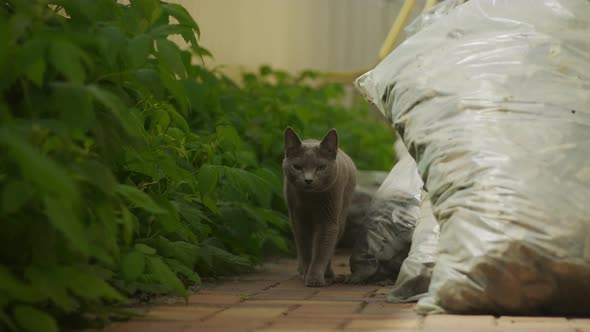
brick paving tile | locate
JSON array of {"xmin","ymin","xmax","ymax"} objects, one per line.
[
  {"xmin": 495, "ymin": 328, "xmax": 576, "ymax": 332},
  {"xmin": 188, "ymin": 292, "xmax": 244, "ymax": 305},
  {"xmin": 185, "ymin": 307, "xmax": 291, "ymax": 332},
  {"xmin": 102, "ymin": 253, "xmax": 579, "ymax": 332},
  {"xmin": 250, "ymin": 289, "xmax": 318, "ymax": 300},
  {"xmin": 498, "ymin": 316, "xmax": 569, "ymax": 326},
  {"xmin": 238, "ymin": 299, "xmax": 358, "ymax": 306},
  {"xmin": 310, "ymin": 289, "xmax": 372, "ymax": 301},
  {"xmin": 234, "ymin": 272, "xmax": 295, "ymax": 281},
  {"xmin": 323, "ymin": 283, "xmax": 380, "ymax": 291},
  {"xmin": 359, "ymin": 302, "xmax": 416, "ymax": 315},
  {"xmin": 256, "ymin": 329, "xmax": 342, "ymax": 332},
  {"xmin": 188, "ymin": 320, "xmax": 266, "ymax": 332},
  {"xmin": 570, "ymin": 318, "xmax": 590, "ymax": 331},
  {"xmin": 344, "ymin": 330, "xmax": 415, "ymax": 332},
  {"xmin": 422, "ymin": 314, "xmax": 496, "ymax": 332},
  {"xmin": 143, "ymin": 305, "xmax": 222, "ymax": 321},
  {"xmin": 104, "ymin": 320, "xmax": 193, "ymax": 332},
  {"xmin": 213, "ymin": 306, "xmax": 290, "ymax": 319},
  {"xmin": 344, "ymin": 317, "xmax": 420, "ymax": 330},
  {"xmin": 373, "ymin": 287, "xmax": 389, "ymax": 294},
  {"xmin": 270, "ymin": 277, "xmax": 306, "ymax": 290},
  {"xmin": 267, "ymin": 317, "xmax": 349, "ymax": 329},
  {"xmin": 497, "ymin": 316, "xmax": 576, "ymax": 332},
  {"xmin": 203, "ymin": 280, "xmax": 280, "ymax": 293},
  {"xmin": 287, "ymin": 302, "xmax": 363, "ymax": 316},
  {"xmin": 234, "ymin": 302, "xmax": 299, "ymax": 312}
]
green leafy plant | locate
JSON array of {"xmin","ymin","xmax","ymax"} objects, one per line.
[{"xmin": 0, "ymin": 0, "xmax": 394, "ymax": 330}]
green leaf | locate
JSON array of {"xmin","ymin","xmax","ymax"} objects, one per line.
[
  {"xmin": 44, "ymin": 197, "xmax": 90, "ymax": 255},
  {"xmin": 87, "ymin": 85, "xmax": 141, "ymax": 138},
  {"xmin": 0, "ymin": 311, "xmax": 17, "ymax": 331},
  {"xmin": 98, "ymin": 26, "xmax": 126, "ymax": 68},
  {"xmin": 80, "ymin": 160, "xmax": 118, "ymax": 195},
  {"xmin": 145, "ymin": 236, "xmax": 198, "ymax": 266},
  {"xmin": 61, "ymin": 267, "xmax": 124, "ymax": 301},
  {"xmin": 162, "ymin": 3, "xmax": 200, "ymax": 35},
  {"xmin": 166, "ymin": 108, "xmax": 189, "ymax": 133},
  {"xmin": 13, "ymin": 306, "xmax": 58, "ymax": 332},
  {"xmin": 115, "ymin": 184, "xmax": 166, "ymax": 213},
  {"xmin": 0, "ymin": 266, "xmax": 43, "ymax": 303},
  {"xmin": 199, "ymin": 243, "xmax": 251, "ymax": 268},
  {"xmin": 0, "ymin": 128, "xmax": 77, "ymax": 202},
  {"xmin": 131, "ymin": 0, "xmax": 163, "ymax": 25},
  {"xmin": 165, "ymin": 258, "xmax": 200, "ymax": 284},
  {"xmin": 216, "ymin": 125, "xmax": 242, "ymax": 150},
  {"xmin": 197, "ymin": 164, "xmax": 218, "ymax": 195},
  {"xmin": 25, "ymin": 56, "xmax": 45, "ymax": 86},
  {"xmin": 120, "ymin": 250, "xmax": 145, "ymax": 281},
  {"xmin": 201, "ymin": 196, "xmax": 220, "ymax": 215},
  {"xmin": 156, "ymin": 38, "xmax": 186, "ymax": 78},
  {"xmin": 127, "ymin": 34, "xmax": 153, "ymax": 68},
  {"xmin": 150, "ymin": 108, "xmax": 170, "ymax": 133},
  {"xmin": 196, "ymin": 45, "xmax": 212, "ymax": 58},
  {"xmin": 159, "ymin": 69, "xmax": 188, "ymax": 113},
  {"xmin": 146, "ymin": 256, "xmax": 187, "ymax": 298},
  {"xmin": 49, "ymin": 39, "xmax": 89, "ymax": 83},
  {"xmin": 150, "ymin": 24, "xmax": 193, "ymax": 39},
  {"xmin": 120, "ymin": 206, "xmax": 137, "ymax": 244},
  {"xmin": 135, "ymin": 68, "xmax": 165, "ymax": 98},
  {"xmin": 25, "ymin": 267, "xmax": 79, "ymax": 312},
  {"xmin": 154, "ymin": 197, "xmax": 182, "ymax": 233},
  {"xmin": 211, "ymin": 165, "xmax": 274, "ymax": 206},
  {"xmin": 1, "ymin": 179, "xmax": 33, "ymax": 215},
  {"xmin": 266, "ymin": 231, "xmax": 289, "ymax": 252},
  {"xmin": 254, "ymin": 168, "xmax": 283, "ymax": 195},
  {"xmin": 51, "ymin": 82, "xmax": 94, "ymax": 132},
  {"xmin": 135, "ymin": 243, "xmax": 157, "ymax": 255}
]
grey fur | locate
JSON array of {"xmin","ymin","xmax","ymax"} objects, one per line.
[{"xmin": 283, "ymin": 127, "xmax": 357, "ymax": 287}]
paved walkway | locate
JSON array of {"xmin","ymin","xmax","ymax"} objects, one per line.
[{"xmin": 104, "ymin": 251, "xmax": 588, "ymax": 332}]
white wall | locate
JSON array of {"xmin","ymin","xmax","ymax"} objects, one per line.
[{"xmin": 172, "ymin": 0, "xmax": 426, "ymax": 75}]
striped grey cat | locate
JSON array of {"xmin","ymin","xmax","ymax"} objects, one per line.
[{"xmin": 283, "ymin": 127, "xmax": 357, "ymax": 287}]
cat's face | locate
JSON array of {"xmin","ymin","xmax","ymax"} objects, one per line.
[{"xmin": 283, "ymin": 127, "xmax": 339, "ymax": 192}]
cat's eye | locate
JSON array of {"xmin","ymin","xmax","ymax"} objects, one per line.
[
  {"xmin": 292, "ymin": 164, "xmax": 303, "ymax": 170},
  {"xmin": 317, "ymin": 165, "xmax": 327, "ymax": 171}
]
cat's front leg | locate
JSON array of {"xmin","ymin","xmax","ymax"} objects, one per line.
[
  {"xmin": 305, "ymin": 222, "xmax": 339, "ymax": 287},
  {"xmin": 291, "ymin": 217, "xmax": 312, "ymax": 279}
]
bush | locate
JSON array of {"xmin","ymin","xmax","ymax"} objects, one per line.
[{"xmin": 0, "ymin": 0, "xmax": 394, "ymax": 330}]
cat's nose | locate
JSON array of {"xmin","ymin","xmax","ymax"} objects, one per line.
[{"xmin": 304, "ymin": 179, "xmax": 313, "ymax": 184}]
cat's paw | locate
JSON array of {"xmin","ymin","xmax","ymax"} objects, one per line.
[
  {"xmin": 304, "ymin": 273, "xmax": 327, "ymax": 287},
  {"xmin": 297, "ymin": 264, "xmax": 309, "ymax": 279}
]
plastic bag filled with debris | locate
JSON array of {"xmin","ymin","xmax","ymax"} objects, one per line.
[
  {"xmin": 339, "ymin": 171, "xmax": 389, "ymax": 248},
  {"xmin": 389, "ymin": 192, "xmax": 438, "ymax": 303},
  {"xmin": 346, "ymin": 156, "xmax": 423, "ymax": 284},
  {"xmin": 355, "ymin": 0, "xmax": 590, "ymax": 315}
]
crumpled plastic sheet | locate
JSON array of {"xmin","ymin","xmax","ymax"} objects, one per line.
[
  {"xmin": 389, "ymin": 191, "xmax": 439, "ymax": 303},
  {"xmin": 347, "ymin": 156, "xmax": 423, "ymax": 283},
  {"xmin": 355, "ymin": 0, "xmax": 590, "ymax": 315}
]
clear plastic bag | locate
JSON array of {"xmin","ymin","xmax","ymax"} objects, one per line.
[
  {"xmin": 388, "ymin": 191, "xmax": 438, "ymax": 303},
  {"xmin": 404, "ymin": 0, "xmax": 469, "ymax": 38},
  {"xmin": 340, "ymin": 171, "xmax": 388, "ymax": 248},
  {"xmin": 355, "ymin": 0, "xmax": 590, "ymax": 315},
  {"xmin": 347, "ymin": 156, "xmax": 423, "ymax": 283}
]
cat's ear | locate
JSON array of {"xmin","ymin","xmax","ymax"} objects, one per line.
[
  {"xmin": 320, "ymin": 128, "xmax": 338, "ymax": 159},
  {"xmin": 284, "ymin": 127, "xmax": 302, "ymax": 156}
]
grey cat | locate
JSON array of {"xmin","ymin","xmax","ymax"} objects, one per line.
[{"xmin": 282, "ymin": 127, "xmax": 357, "ymax": 287}]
